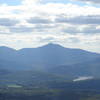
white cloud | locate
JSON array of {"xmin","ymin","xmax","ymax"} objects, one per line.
[
  {"xmin": 73, "ymin": 0, "xmax": 100, "ymax": 4},
  {"xmin": 0, "ymin": 0, "xmax": 100, "ymax": 53},
  {"xmin": 22, "ymin": 0, "xmax": 41, "ymax": 5}
]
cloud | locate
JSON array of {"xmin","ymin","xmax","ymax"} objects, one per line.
[
  {"xmin": 0, "ymin": 0, "xmax": 100, "ymax": 52},
  {"xmin": 62, "ymin": 25, "xmax": 100, "ymax": 34},
  {"xmin": 62, "ymin": 26, "xmax": 80, "ymax": 34},
  {"xmin": 27, "ymin": 17, "xmax": 52, "ymax": 24},
  {"xmin": 0, "ymin": 26, "xmax": 10, "ymax": 34},
  {"xmin": 0, "ymin": 18, "xmax": 19, "ymax": 26},
  {"xmin": 73, "ymin": 0, "xmax": 100, "ymax": 4},
  {"xmin": 56, "ymin": 15, "xmax": 100, "ymax": 25},
  {"xmin": 22, "ymin": 0, "xmax": 41, "ymax": 5},
  {"xmin": 82, "ymin": 25, "xmax": 100, "ymax": 34},
  {"xmin": 34, "ymin": 24, "xmax": 56, "ymax": 29},
  {"xmin": 38, "ymin": 37, "xmax": 55, "ymax": 43},
  {"xmin": 9, "ymin": 26, "xmax": 34, "ymax": 33}
]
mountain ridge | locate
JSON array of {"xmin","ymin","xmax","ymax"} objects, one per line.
[
  {"xmin": 0, "ymin": 43, "xmax": 100, "ymax": 75},
  {"xmin": 0, "ymin": 43, "xmax": 99, "ymax": 54}
]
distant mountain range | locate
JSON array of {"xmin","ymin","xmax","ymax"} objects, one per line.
[{"xmin": 0, "ymin": 43, "xmax": 100, "ymax": 79}]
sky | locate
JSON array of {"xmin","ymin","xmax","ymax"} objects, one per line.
[{"xmin": 0, "ymin": 0, "xmax": 100, "ymax": 53}]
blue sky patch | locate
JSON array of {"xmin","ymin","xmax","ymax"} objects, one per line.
[{"xmin": 0, "ymin": 0, "xmax": 21, "ymax": 5}]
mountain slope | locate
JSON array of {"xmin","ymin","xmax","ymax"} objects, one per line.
[
  {"xmin": 18, "ymin": 43, "xmax": 100, "ymax": 69},
  {"xmin": 49, "ymin": 57, "xmax": 100, "ymax": 78},
  {"xmin": 0, "ymin": 43, "xmax": 100, "ymax": 71}
]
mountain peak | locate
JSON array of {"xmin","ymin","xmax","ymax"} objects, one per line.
[{"xmin": 41, "ymin": 43, "xmax": 65, "ymax": 48}]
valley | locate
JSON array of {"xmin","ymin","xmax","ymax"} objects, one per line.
[{"xmin": 0, "ymin": 44, "xmax": 100, "ymax": 100}]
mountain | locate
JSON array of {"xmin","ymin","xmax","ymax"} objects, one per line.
[
  {"xmin": 49, "ymin": 57, "xmax": 100, "ymax": 79},
  {"xmin": 0, "ymin": 46, "xmax": 29, "ymax": 70},
  {"xmin": 0, "ymin": 43, "xmax": 100, "ymax": 71},
  {"xmin": 0, "ymin": 46, "xmax": 17, "ymax": 61},
  {"xmin": 18, "ymin": 43, "xmax": 100, "ymax": 69},
  {"xmin": 0, "ymin": 44, "xmax": 100, "ymax": 100}
]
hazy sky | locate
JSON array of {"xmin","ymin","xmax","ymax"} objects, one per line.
[{"xmin": 0, "ymin": 0, "xmax": 100, "ymax": 53}]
